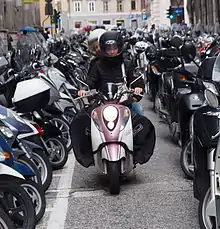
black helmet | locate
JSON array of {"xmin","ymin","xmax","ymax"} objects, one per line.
[
  {"xmin": 181, "ymin": 41, "xmax": 196, "ymax": 63},
  {"xmin": 99, "ymin": 31, "xmax": 124, "ymax": 58},
  {"xmin": 145, "ymin": 44, "xmax": 157, "ymax": 61}
]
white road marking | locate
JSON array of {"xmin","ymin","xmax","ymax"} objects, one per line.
[{"xmin": 46, "ymin": 152, "xmax": 76, "ymax": 229}]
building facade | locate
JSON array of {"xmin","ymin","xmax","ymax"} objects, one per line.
[
  {"xmin": 0, "ymin": 0, "xmax": 40, "ymax": 30},
  {"xmin": 145, "ymin": 0, "xmax": 171, "ymax": 27},
  {"xmin": 52, "ymin": 0, "xmax": 145, "ymax": 30},
  {"xmin": 187, "ymin": 0, "xmax": 220, "ymax": 29}
]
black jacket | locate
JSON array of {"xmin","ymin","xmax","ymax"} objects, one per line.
[
  {"xmin": 86, "ymin": 57, "xmax": 144, "ymax": 91},
  {"xmin": 88, "ymin": 57, "xmax": 99, "ymax": 76}
]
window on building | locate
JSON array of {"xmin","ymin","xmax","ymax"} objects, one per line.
[
  {"xmin": 103, "ymin": 20, "xmax": 111, "ymax": 24},
  {"xmin": 88, "ymin": 1, "xmax": 95, "ymax": 12},
  {"xmin": 117, "ymin": 0, "xmax": 123, "ymax": 12},
  {"xmin": 103, "ymin": 1, "xmax": 109, "ymax": 12},
  {"xmin": 131, "ymin": 0, "xmax": 136, "ymax": 10},
  {"xmin": 74, "ymin": 1, "xmax": 81, "ymax": 12}
]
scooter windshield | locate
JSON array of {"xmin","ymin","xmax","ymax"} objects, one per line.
[
  {"xmin": 212, "ymin": 53, "xmax": 220, "ymax": 82},
  {"xmin": 102, "ymin": 83, "xmax": 125, "ymax": 101}
]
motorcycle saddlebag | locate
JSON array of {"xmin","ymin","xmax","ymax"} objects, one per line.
[
  {"xmin": 70, "ymin": 109, "xmax": 94, "ymax": 168},
  {"xmin": 132, "ymin": 113, "xmax": 156, "ymax": 164}
]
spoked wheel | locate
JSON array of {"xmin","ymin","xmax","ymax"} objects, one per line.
[
  {"xmin": 17, "ymin": 155, "xmax": 42, "ymax": 186},
  {"xmin": 0, "ymin": 208, "xmax": 15, "ymax": 229},
  {"xmin": 19, "ymin": 179, "xmax": 46, "ymax": 223},
  {"xmin": 45, "ymin": 137, "xmax": 68, "ymax": 170},
  {"xmin": 107, "ymin": 161, "xmax": 121, "ymax": 195},
  {"xmin": 169, "ymin": 122, "xmax": 180, "ymax": 145},
  {"xmin": 0, "ymin": 181, "xmax": 36, "ymax": 229},
  {"xmin": 32, "ymin": 149, "xmax": 53, "ymax": 192},
  {"xmin": 180, "ymin": 140, "xmax": 194, "ymax": 179},
  {"xmin": 50, "ymin": 117, "xmax": 72, "ymax": 152},
  {"xmin": 199, "ymin": 188, "xmax": 216, "ymax": 229}
]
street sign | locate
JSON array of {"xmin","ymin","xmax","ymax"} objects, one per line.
[
  {"xmin": 175, "ymin": 7, "xmax": 184, "ymax": 16},
  {"xmin": 142, "ymin": 13, "xmax": 147, "ymax": 20},
  {"xmin": 129, "ymin": 14, "xmax": 134, "ymax": 19}
]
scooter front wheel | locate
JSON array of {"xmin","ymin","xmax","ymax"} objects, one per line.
[
  {"xmin": 19, "ymin": 179, "xmax": 46, "ymax": 223},
  {"xmin": 107, "ymin": 161, "xmax": 121, "ymax": 195},
  {"xmin": 198, "ymin": 188, "xmax": 216, "ymax": 229},
  {"xmin": 180, "ymin": 140, "xmax": 194, "ymax": 179}
]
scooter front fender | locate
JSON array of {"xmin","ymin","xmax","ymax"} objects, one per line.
[
  {"xmin": 21, "ymin": 139, "xmax": 44, "ymax": 151},
  {"xmin": 12, "ymin": 161, "xmax": 35, "ymax": 177},
  {"xmin": 0, "ymin": 163, "xmax": 24, "ymax": 180},
  {"xmin": 102, "ymin": 144, "xmax": 126, "ymax": 162}
]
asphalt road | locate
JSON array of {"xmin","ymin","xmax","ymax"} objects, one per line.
[{"xmin": 37, "ymin": 97, "xmax": 200, "ymax": 229}]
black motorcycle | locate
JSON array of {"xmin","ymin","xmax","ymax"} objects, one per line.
[{"xmin": 192, "ymin": 54, "xmax": 220, "ymax": 229}]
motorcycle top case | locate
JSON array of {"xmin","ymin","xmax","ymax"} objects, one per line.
[{"xmin": 12, "ymin": 79, "xmax": 50, "ymax": 113}]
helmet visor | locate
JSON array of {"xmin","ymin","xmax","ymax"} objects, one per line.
[{"xmin": 104, "ymin": 40, "xmax": 119, "ymax": 57}]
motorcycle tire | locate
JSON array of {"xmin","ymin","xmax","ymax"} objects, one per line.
[
  {"xmin": 17, "ymin": 155, "xmax": 42, "ymax": 187},
  {"xmin": 44, "ymin": 137, "xmax": 68, "ymax": 170},
  {"xmin": 0, "ymin": 207, "xmax": 15, "ymax": 229},
  {"xmin": 180, "ymin": 140, "xmax": 193, "ymax": 180},
  {"xmin": 198, "ymin": 188, "xmax": 216, "ymax": 229},
  {"xmin": 107, "ymin": 161, "xmax": 121, "ymax": 195},
  {"xmin": 50, "ymin": 116, "xmax": 72, "ymax": 152},
  {"xmin": 31, "ymin": 149, "xmax": 53, "ymax": 192},
  {"xmin": 0, "ymin": 181, "xmax": 36, "ymax": 229},
  {"xmin": 19, "ymin": 179, "xmax": 46, "ymax": 223}
]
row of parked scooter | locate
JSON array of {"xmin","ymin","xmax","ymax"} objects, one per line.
[
  {"xmin": 139, "ymin": 31, "xmax": 220, "ymax": 229},
  {"xmin": 0, "ymin": 28, "xmax": 90, "ymax": 228}
]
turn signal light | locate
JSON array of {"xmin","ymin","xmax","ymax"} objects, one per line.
[{"xmin": 178, "ymin": 74, "xmax": 187, "ymax": 81}]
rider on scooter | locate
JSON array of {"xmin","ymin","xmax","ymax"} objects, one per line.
[
  {"xmin": 72, "ymin": 31, "xmax": 155, "ymax": 167},
  {"xmin": 87, "ymin": 28, "xmax": 106, "ymax": 74},
  {"xmin": 79, "ymin": 31, "xmax": 144, "ymax": 115}
]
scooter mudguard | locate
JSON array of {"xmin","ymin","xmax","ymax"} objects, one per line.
[
  {"xmin": 0, "ymin": 163, "xmax": 24, "ymax": 180},
  {"xmin": 20, "ymin": 139, "xmax": 44, "ymax": 151},
  {"xmin": 11, "ymin": 149, "xmax": 26, "ymax": 161},
  {"xmin": 41, "ymin": 122, "xmax": 62, "ymax": 137},
  {"xmin": 12, "ymin": 161, "xmax": 35, "ymax": 177}
]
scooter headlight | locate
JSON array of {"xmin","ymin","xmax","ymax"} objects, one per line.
[
  {"xmin": 103, "ymin": 106, "xmax": 118, "ymax": 122},
  {"xmin": 0, "ymin": 126, "xmax": 14, "ymax": 139},
  {"xmin": 151, "ymin": 66, "xmax": 160, "ymax": 75},
  {"xmin": 120, "ymin": 108, "xmax": 130, "ymax": 131},
  {"xmin": 91, "ymin": 111, "xmax": 102, "ymax": 131}
]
